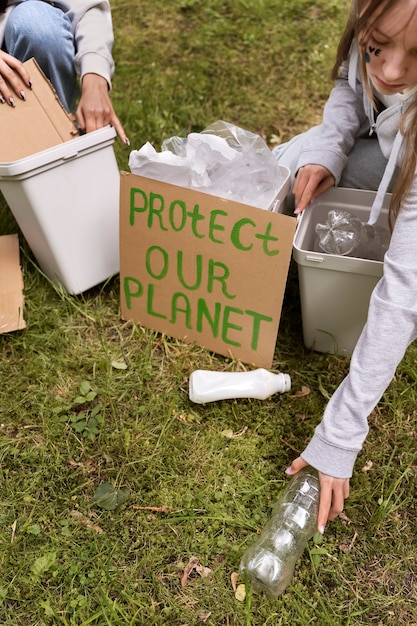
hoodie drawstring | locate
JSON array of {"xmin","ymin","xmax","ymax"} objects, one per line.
[{"xmin": 367, "ymin": 129, "xmax": 402, "ymax": 225}]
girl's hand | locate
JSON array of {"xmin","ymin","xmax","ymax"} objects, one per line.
[
  {"xmin": 0, "ymin": 50, "xmax": 31, "ymax": 105},
  {"xmin": 293, "ymin": 164, "xmax": 335, "ymax": 214},
  {"xmin": 286, "ymin": 457, "xmax": 350, "ymax": 533},
  {"xmin": 76, "ymin": 73, "xmax": 129, "ymax": 144}
]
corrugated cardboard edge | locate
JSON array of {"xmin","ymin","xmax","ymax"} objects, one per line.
[
  {"xmin": 25, "ymin": 58, "xmax": 79, "ymax": 142},
  {"xmin": 0, "ymin": 57, "xmax": 79, "ymax": 162},
  {"xmin": 0, "ymin": 234, "xmax": 25, "ymax": 333}
]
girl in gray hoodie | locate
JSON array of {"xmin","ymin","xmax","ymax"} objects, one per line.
[{"xmin": 275, "ymin": 0, "xmax": 417, "ymax": 533}]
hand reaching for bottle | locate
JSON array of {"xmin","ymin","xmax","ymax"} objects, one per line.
[
  {"xmin": 293, "ymin": 164, "xmax": 335, "ymax": 215},
  {"xmin": 286, "ymin": 457, "xmax": 350, "ymax": 533}
]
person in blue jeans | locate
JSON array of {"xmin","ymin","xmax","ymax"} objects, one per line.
[{"xmin": 0, "ymin": 0, "xmax": 128, "ymax": 144}]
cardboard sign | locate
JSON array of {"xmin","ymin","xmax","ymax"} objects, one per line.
[
  {"xmin": 0, "ymin": 58, "xmax": 79, "ymax": 163},
  {"xmin": 120, "ymin": 174, "xmax": 296, "ymax": 367},
  {"xmin": 0, "ymin": 234, "xmax": 25, "ymax": 333}
]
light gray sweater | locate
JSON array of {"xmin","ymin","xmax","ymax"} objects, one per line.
[
  {"xmin": 298, "ymin": 45, "xmax": 417, "ymax": 478},
  {"xmin": 0, "ymin": 0, "xmax": 115, "ymax": 86}
]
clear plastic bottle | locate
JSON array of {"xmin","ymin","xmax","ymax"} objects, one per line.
[
  {"xmin": 239, "ymin": 468, "xmax": 320, "ymax": 597},
  {"xmin": 188, "ymin": 368, "xmax": 291, "ymax": 404},
  {"xmin": 315, "ymin": 209, "xmax": 389, "ymax": 261}
]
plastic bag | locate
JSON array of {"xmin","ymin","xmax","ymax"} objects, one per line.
[{"xmin": 128, "ymin": 120, "xmax": 288, "ymax": 210}]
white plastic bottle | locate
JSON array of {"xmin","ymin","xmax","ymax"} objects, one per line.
[
  {"xmin": 188, "ymin": 368, "xmax": 291, "ymax": 404},
  {"xmin": 239, "ymin": 468, "xmax": 320, "ymax": 597}
]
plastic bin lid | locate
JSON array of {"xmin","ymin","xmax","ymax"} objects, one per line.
[{"xmin": 0, "ymin": 125, "xmax": 116, "ymax": 177}]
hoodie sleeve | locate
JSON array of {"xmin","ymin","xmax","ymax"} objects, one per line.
[
  {"xmin": 296, "ymin": 56, "xmax": 370, "ymax": 185},
  {"xmin": 63, "ymin": 0, "xmax": 115, "ymax": 87},
  {"xmin": 301, "ymin": 179, "xmax": 417, "ymax": 478}
]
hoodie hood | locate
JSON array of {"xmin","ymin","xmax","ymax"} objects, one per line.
[{"xmin": 348, "ymin": 43, "xmax": 405, "ymax": 225}]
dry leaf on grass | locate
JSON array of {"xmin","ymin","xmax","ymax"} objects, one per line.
[
  {"xmin": 221, "ymin": 426, "xmax": 248, "ymax": 439},
  {"xmin": 198, "ymin": 611, "xmax": 212, "ymax": 622},
  {"xmin": 361, "ymin": 460, "xmax": 373, "ymax": 472},
  {"xmin": 10, "ymin": 519, "xmax": 17, "ymax": 543},
  {"xmin": 67, "ymin": 458, "xmax": 95, "ymax": 473},
  {"xmin": 291, "ymin": 386, "xmax": 310, "ymax": 398},
  {"xmin": 235, "ymin": 584, "xmax": 246, "ymax": 602},
  {"xmin": 70, "ymin": 510, "xmax": 103, "ymax": 534},
  {"xmin": 339, "ymin": 531, "xmax": 358, "ymax": 553},
  {"xmin": 133, "ymin": 505, "xmax": 171, "ymax": 513},
  {"xmin": 230, "ymin": 571, "xmax": 239, "ymax": 591},
  {"xmin": 181, "ymin": 556, "xmax": 212, "ymax": 588},
  {"xmin": 338, "ymin": 511, "xmax": 352, "ymax": 524}
]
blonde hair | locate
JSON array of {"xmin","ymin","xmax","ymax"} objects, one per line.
[{"xmin": 332, "ymin": 0, "xmax": 417, "ymax": 228}]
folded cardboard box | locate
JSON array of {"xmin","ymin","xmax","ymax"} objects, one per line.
[
  {"xmin": 120, "ymin": 173, "xmax": 296, "ymax": 368},
  {"xmin": 0, "ymin": 57, "xmax": 79, "ymax": 162},
  {"xmin": 0, "ymin": 234, "xmax": 25, "ymax": 333}
]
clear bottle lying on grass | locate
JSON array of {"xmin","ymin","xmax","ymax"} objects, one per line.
[{"xmin": 239, "ymin": 468, "xmax": 320, "ymax": 597}]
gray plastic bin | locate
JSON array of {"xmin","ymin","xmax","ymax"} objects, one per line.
[{"xmin": 293, "ymin": 187, "xmax": 391, "ymax": 355}]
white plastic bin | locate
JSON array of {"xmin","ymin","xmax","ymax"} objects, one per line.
[
  {"xmin": 293, "ymin": 187, "xmax": 391, "ymax": 356},
  {"xmin": 0, "ymin": 126, "xmax": 120, "ymax": 294},
  {"xmin": 268, "ymin": 164, "xmax": 291, "ymax": 213}
]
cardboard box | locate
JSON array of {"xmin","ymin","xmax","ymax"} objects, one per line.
[
  {"xmin": 0, "ymin": 126, "xmax": 120, "ymax": 295},
  {"xmin": 0, "ymin": 234, "xmax": 25, "ymax": 333},
  {"xmin": 293, "ymin": 187, "xmax": 390, "ymax": 356},
  {"xmin": 120, "ymin": 173, "xmax": 296, "ymax": 368},
  {"xmin": 0, "ymin": 58, "xmax": 79, "ymax": 162}
]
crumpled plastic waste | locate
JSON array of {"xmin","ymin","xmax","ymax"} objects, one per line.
[{"xmin": 128, "ymin": 120, "xmax": 288, "ymax": 210}]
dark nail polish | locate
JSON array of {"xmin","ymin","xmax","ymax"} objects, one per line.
[
  {"xmin": 20, "ymin": 90, "xmax": 26, "ymax": 101},
  {"xmin": 9, "ymin": 97, "xmax": 16, "ymax": 107}
]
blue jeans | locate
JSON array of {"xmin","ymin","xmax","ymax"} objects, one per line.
[{"xmin": 3, "ymin": 0, "xmax": 79, "ymax": 111}]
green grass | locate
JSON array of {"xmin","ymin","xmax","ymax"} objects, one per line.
[{"xmin": 1, "ymin": 0, "xmax": 417, "ymax": 624}]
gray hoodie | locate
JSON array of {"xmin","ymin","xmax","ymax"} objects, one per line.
[
  {"xmin": 0, "ymin": 0, "xmax": 115, "ymax": 86},
  {"xmin": 298, "ymin": 44, "xmax": 417, "ymax": 478}
]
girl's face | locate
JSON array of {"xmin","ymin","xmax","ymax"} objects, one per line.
[{"xmin": 364, "ymin": 0, "xmax": 417, "ymax": 94}]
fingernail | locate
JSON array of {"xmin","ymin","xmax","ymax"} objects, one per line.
[
  {"xmin": 285, "ymin": 467, "xmax": 293, "ymax": 475},
  {"xmin": 0, "ymin": 95, "xmax": 5, "ymax": 104},
  {"xmin": 20, "ymin": 90, "xmax": 26, "ymax": 101},
  {"xmin": 28, "ymin": 80, "xmax": 33, "ymax": 89},
  {"xmin": 319, "ymin": 524, "xmax": 325, "ymax": 534},
  {"xmin": 9, "ymin": 97, "xmax": 15, "ymax": 107},
  {"xmin": 294, "ymin": 207, "xmax": 301, "ymax": 215},
  {"xmin": 124, "ymin": 137, "xmax": 130, "ymax": 146}
]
